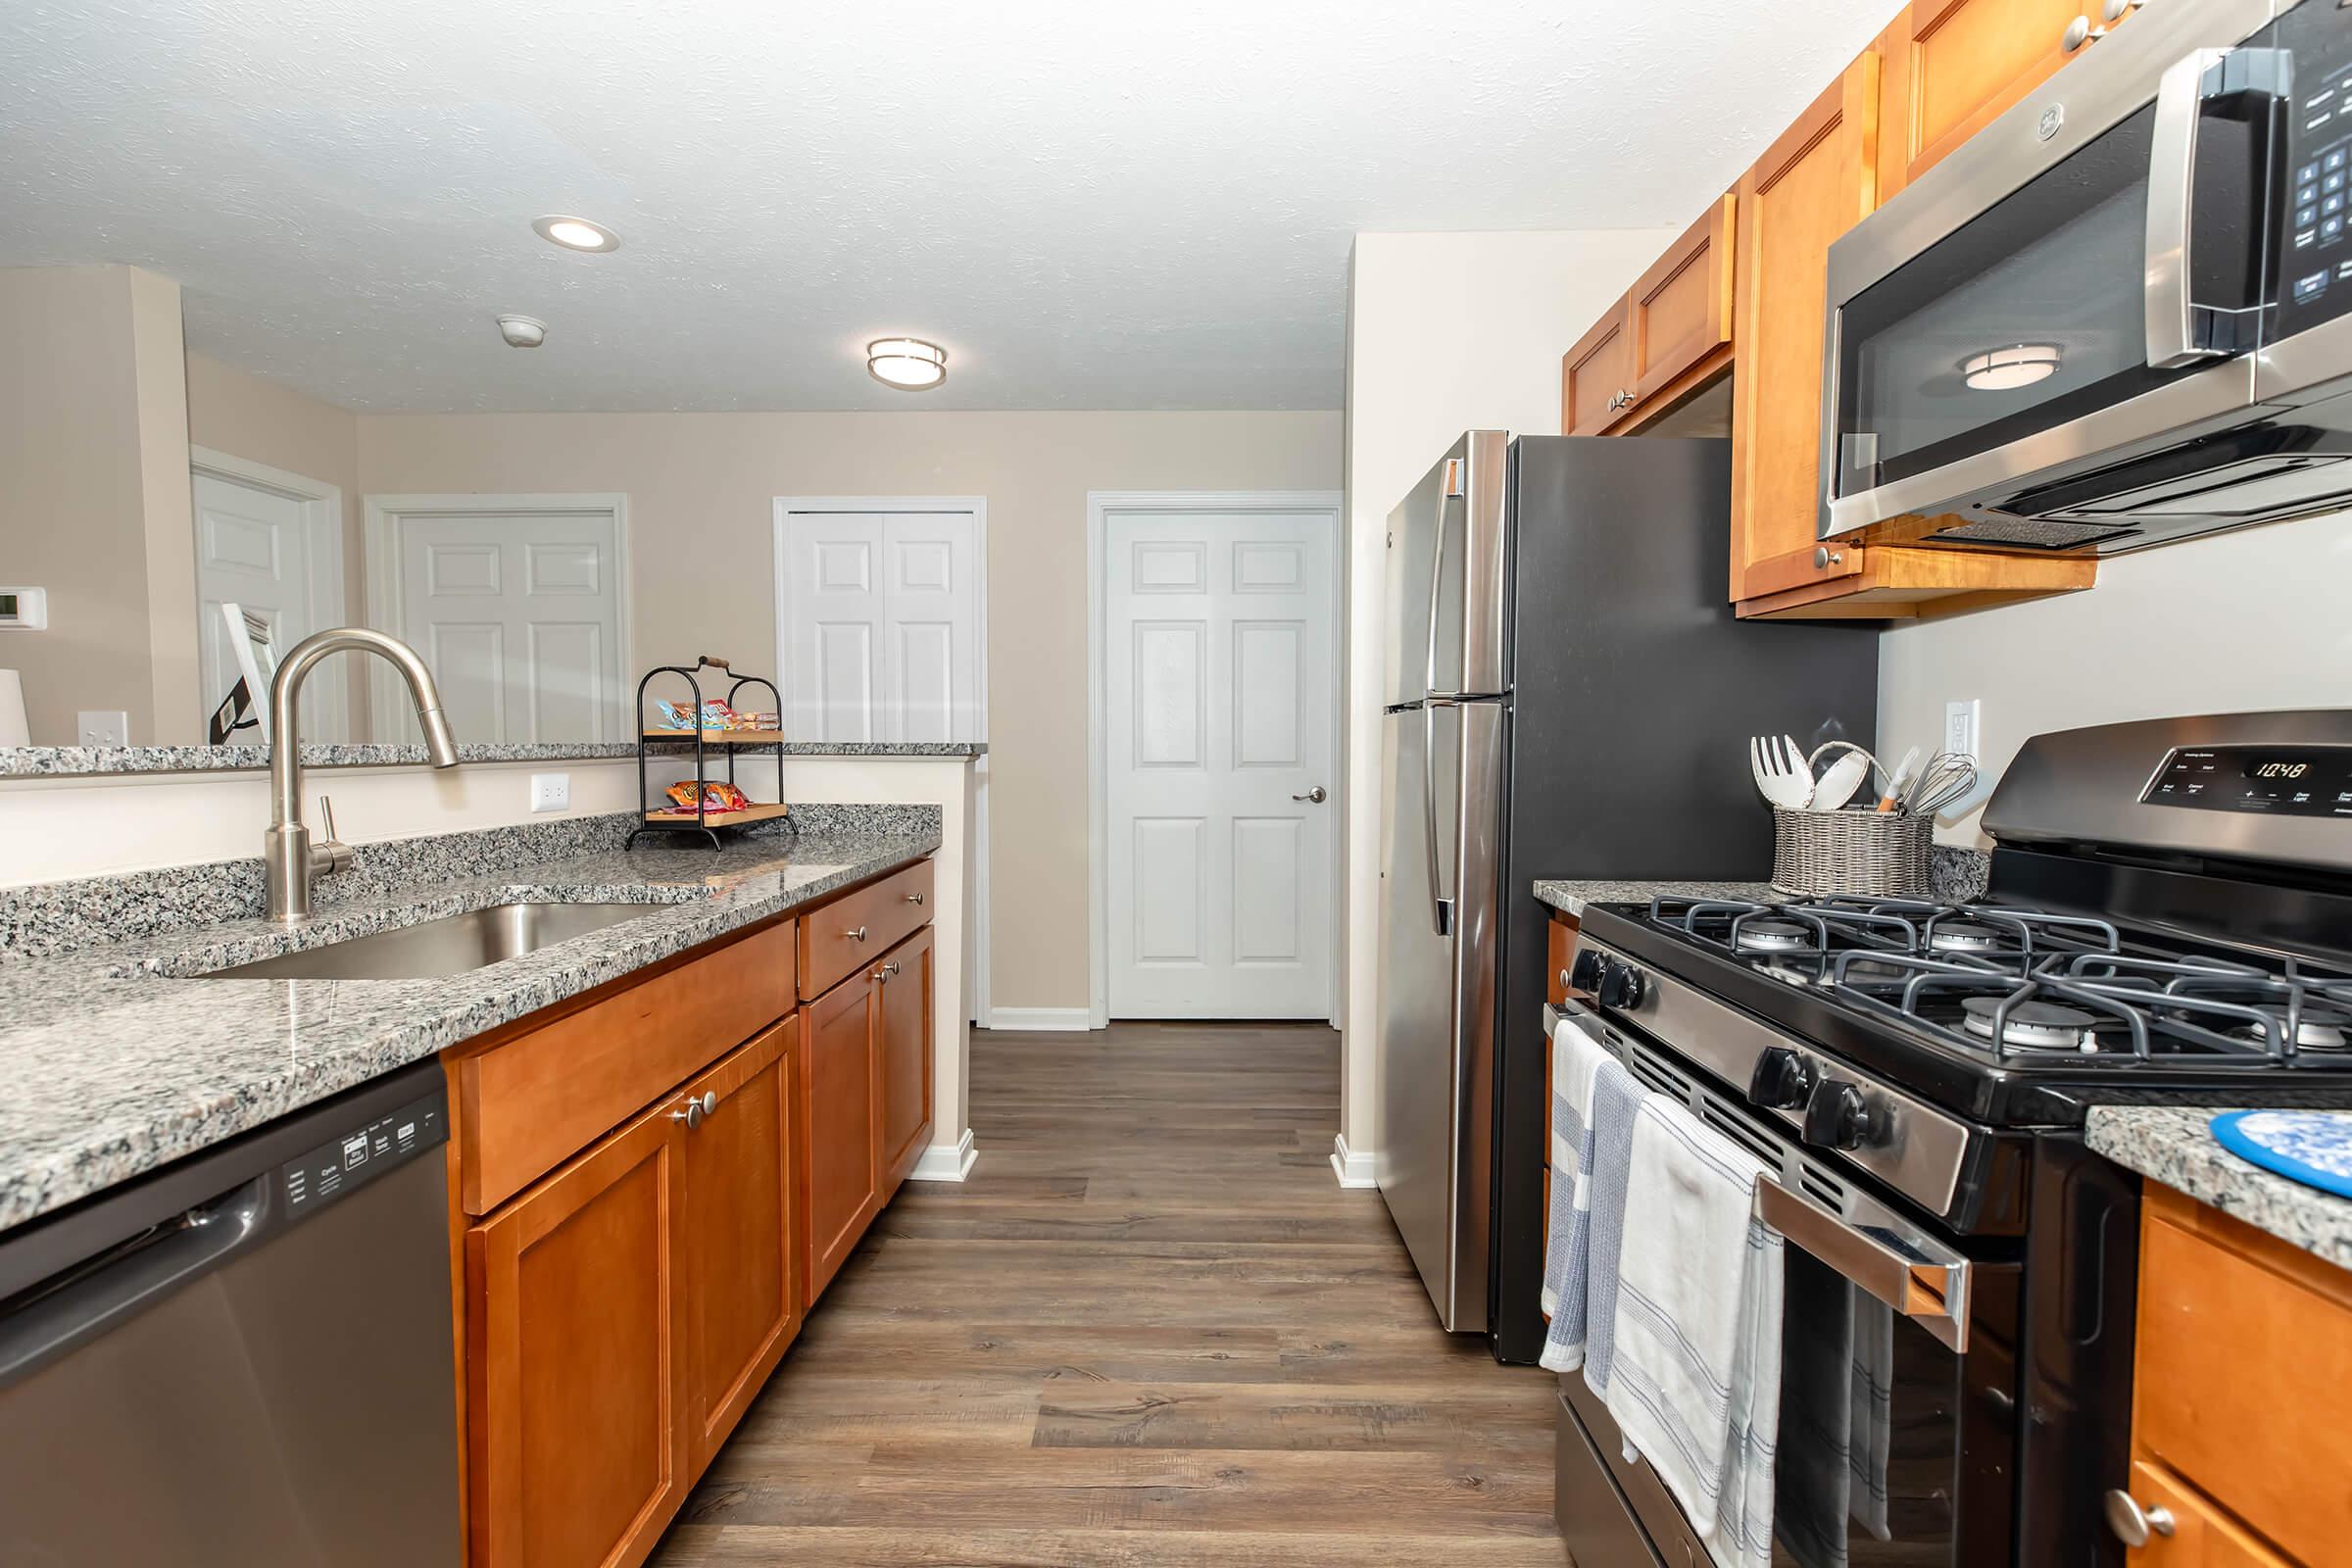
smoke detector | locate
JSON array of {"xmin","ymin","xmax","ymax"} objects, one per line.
[{"xmin": 496, "ymin": 315, "xmax": 547, "ymax": 349}]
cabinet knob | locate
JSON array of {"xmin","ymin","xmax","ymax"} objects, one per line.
[
  {"xmin": 871, "ymin": 959, "xmax": 901, "ymax": 982},
  {"xmin": 847, "ymin": 924, "xmax": 868, "ymax": 943},
  {"xmin": 1814, "ymin": 546, "xmax": 1844, "ymax": 569},
  {"xmin": 2062, "ymin": 14, "xmax": 2097, "ymax": 50},
  {"xmin": 2102, "ymin": 1490, "xmax": 2176, "ymax": 1547},
  {"xmin": 671, "ymin": 1099, "xmax": 705, "ymax": 1131},
  {"xmin": 906, "ymin": 891, "xmax": 926, "ymax": 906}
]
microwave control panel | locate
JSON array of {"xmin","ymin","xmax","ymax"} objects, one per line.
[
  {"xmin": 2141, "ymin": 746, "xmax": 2352, "ymax": 818},
  {"xmin": 2273, "ymin": 0, "xmax": 2352, "ymax": 334}
]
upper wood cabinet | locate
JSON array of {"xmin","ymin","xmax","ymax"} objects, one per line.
[
  {"xmin": 1563, "ymin": 307, "xmax": 1637, "ymax": 436},
  {"xmin": 678, "ymin": 1020, "xmax": 802, "ymax": 1474},
  {"xmin": 466, "ymin": 1103, "xmax": 683, "ymax": 1568},
  {"xmin": 1562, "ymin": 194, "xmax": 1738, "ymax": 436},
  {"xmin": 1878, "ymin": 0, "xmax": 2130, "ymax": 201}
]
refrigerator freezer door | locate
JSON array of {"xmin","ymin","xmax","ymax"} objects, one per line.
[
  {"xmin": 1374, "ymin": 700, "xmax": 1501, "ymax": 1334},
  {"xmin": 1383, "ymin": 431, "xmax": 1510, "ymax": 708}
]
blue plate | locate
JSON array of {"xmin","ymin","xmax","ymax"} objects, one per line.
[{"xmin": 2210, "ymin": 1110, "xmax": 2352, "ymax": 1200}]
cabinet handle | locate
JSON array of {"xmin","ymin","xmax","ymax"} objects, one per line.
[
  {"xmin": 2062, "ymin": 14, "xmax": 2103, "ymax": 50},
  {"xmin": 1560, "ymin": 967, "xmax": 1572, "ymax": 993},
  {"xmin": 906, "ymin": 891, "xmax": 926, "ymax": 906},
  {"xmin": 1814, "ymin": 546, "xmax": 1845, "ymax": 569},
  {"xmin": 670, "ymin": 1099, "xmax": 705, "ymax": 1131},
  {"xmin": 2102, "ymin": 1490, "xmax": 2176, "ymax": 1546},
  {"xmin": 847, "ymin": 924, "xmax": 869, "ymax": 943},
  {"xmin": 872, "ymin": 959, "xmax": 902, "ymax": 983}
]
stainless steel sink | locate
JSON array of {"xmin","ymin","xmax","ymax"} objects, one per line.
[{"xmin": 203, "ymin": 902, "xmax": 656, "ymax": 981}]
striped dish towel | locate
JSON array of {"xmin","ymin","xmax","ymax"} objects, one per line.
[
  {"xmin": 1539, "ymin": 1014, "xmax": 1615, "ymax": 1369},
  {"xmin": 1576, "ymin": 1058, "xmax": 1647, "ymax": 1397},
  {"xmin": 1850, "ymin": 1289, "xmax": 1894, "ymax": 1541},
  {"xmin": 1603, "ymin": 1098, "xmax": 1786, "ymax": 1568}
]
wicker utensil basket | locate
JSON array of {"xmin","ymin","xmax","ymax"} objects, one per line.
[{"xmin": 1772, "ymin": 807, "xmax": 1932, "ymax": 899}]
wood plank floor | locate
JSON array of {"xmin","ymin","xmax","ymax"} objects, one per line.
[{"xmin": 648, "ymin": 1022, "xmax": 1564, "ymax": 1566}]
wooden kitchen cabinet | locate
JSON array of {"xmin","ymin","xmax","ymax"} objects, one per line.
[
  {"xmin": 679, "ymin": 1019, "xmax": 802, "ymax": 1473},
  {"xmin": 1878, "ymin": 0, "xmax": 2131, "ymax": 201},
  {"xmin": 2118, "ymin": 1185, "xmax": 2352, "ymax": 1566},
  {"xmin": 802, "ymin": 961, "xmax": 882, "ymax": 1300},
  {"xmin": 1561, "ymin": 194, "xmax": 1737, "ymax": 437},
  {"xmin": 466, "ymin": 1103, "xmax": 683, "ymax": 1568},
  {"xmin": 1563, "ymin": 305, "xmax": 1637, "ymax": 436},
  {"xmin": 877, "ymin": 926, "xmax": 936, "ymax": 1195},
  {"xmin": 1726, "ymin": 47, "xmax": 2095, "ymax": 619}
]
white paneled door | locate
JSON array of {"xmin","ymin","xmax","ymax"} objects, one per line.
[
  {"xmin": 381, "ymin": 507, "xmax": 625, "ymax": 744},
  {"xmin": 779, "ymin": 512, "xmax": 983, "ymax": 743},
  {"xmin": 192, "ymin": 466, "xmax": 342, "ymax": 739},
  {"xmin": 1106, "ymin": 511, "xmax": 1336, "ymax": 1019}
]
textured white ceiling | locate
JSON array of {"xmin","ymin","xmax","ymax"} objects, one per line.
[{"xmin": 0, "ymin": 0, "xmax": 1890, "ymax": 413}]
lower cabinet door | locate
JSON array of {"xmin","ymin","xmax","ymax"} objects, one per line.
[
  {"xmin": 802, "ymin": 967, "xmax": 881, "ymax": 1301},
  {"xmin": 2117, "ymin": 1460, "xmax": 2295, "ymax": 1568},
  {"xmin": 878, "ymin": 927, "xmax": 935, "ymax": 1193},
  {"xmin": 679, "ymin": 1019, "xmax": 803, "ymax": 1473},
  {"xmin": 466, "ymin": 1107, "xmax": 683, "ymax": 1568}
]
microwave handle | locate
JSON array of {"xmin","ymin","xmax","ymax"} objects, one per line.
[
  {"xmin": 1755, "ymin": 1176, "xmax": 1972, "ymax": 1353},
  {"xmin": 2144, "ymin": 47, "xmax": 2233, "ymax": 369}
]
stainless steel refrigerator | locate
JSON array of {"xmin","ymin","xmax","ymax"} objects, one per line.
[{"xmin": 1374, "ymin": 430, "xmax": 1879, "ymax": 1362}]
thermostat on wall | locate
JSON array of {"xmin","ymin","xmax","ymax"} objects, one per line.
[{"xmin": 0, "ymin": 589, "xmax": 46, "ymax": 630}]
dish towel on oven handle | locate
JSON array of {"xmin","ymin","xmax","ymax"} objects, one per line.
[
  {"xmin": 1572, "ymin": 1054, "xmax": 1647, "ymax": 1395},
  {"xmin": 1539, "ymin": 1012, "xmax": 1616, "ymax": 1370},
  {"xmin": 1850, "ymin": 1287, "xmax": 1894, "ymax": 1542},
  {"xmin": 1603, "ymin": 1097, "xmax": 1786, "ymax": 1568}
]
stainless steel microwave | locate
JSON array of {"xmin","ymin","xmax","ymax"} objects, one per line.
[{"xmin": 1820, "ymin": 0, "xmax": 2352, "ymax": 554}]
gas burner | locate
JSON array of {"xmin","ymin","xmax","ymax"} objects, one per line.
[
  {"xmin": 1735, "ymin": 918, "xmax": 1812, "ymax": 954},
  {"xmin": 1930, "ymin": 921, "xmax": 2009, "ymax": 956},
  {"xmin": 1962, "ymin": 997, "xmax": 2101, "ymax": 1054},
  {"xmin": 2237, "ymin": 1006, "xmax": 2352, "ymax": 1054}
]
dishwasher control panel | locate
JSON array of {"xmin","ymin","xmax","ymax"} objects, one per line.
[{"xmin": 281, "ymin": 1089, "xmax": 446, "ymax": 1215}]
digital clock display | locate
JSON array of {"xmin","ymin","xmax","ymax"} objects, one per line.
[{"xmin": 2143, "ymin": 747, "xmax": 2352, "ymax": 817}]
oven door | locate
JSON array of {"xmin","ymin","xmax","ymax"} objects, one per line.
[
  {"xmin": 1820, "ymin": 0, "xmax": 2279, "ymax": 552},
  {"xmin": 1546, "ymin": 1003, "xmax": 2024, "ymax": 1567}
]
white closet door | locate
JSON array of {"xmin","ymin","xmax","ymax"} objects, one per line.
[
  {"xmin": 782, "ymin": 511, "xmax": 980, "ymax": 744},
  {"xmin": 193, "ymin": 470, "xmax": 337, "ymax": 738},
  {"xmin": 1105, "ymin": 512, "xmax": 1336, "ymax": 1019},
  {"xmin": 391, "ymin": 510, "xmax": 622, "ymax": 743}
]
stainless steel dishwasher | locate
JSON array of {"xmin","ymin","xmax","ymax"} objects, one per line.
[{"xmin": 0, "ymin": 1058, "xmax": 461, "ymax": 1566}]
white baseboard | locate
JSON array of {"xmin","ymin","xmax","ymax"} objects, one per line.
[
  {"xmin": 1329, "ymin": 1133, "xmax": 1378, "ymax": 1189},
  {"xmin": 907, "ymin": 1129, "xmax": 978, "ymax": 1183},
  {"xmin": 982, "ymin": 1006, "xmax": 1095, "ymax": 1032}
]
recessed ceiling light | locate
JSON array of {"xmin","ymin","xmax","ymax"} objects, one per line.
[
  {"xmin": 1961, "ymin": 343, "xmax": 2061, "ymax": 391},
  {"xmin": 867, "ymin": 337, "xmax": 948, "ymax": 390},
  {"xmin": 532, "ymin": 215, "xmax": 621, "ymax": 253}
]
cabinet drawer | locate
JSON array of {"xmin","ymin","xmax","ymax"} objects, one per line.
[
  {"xmin": 799, "ymin": 858, "xmax": 932, "ymax": 1003},
  {"xmin": 455, "ymin": 918, "xmax": 795, "ymax": 1214},
  {"xmin": 2113, "ymin": 1461, "xmax": 2293, "ymax": 1568},
  {"xmin": 2135, "ymin": 1187, "xmax": 2352, "ymax": 1566}
]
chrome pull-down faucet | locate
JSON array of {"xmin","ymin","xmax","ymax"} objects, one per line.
[{"xmin": 265, "ymin": 628, "xmax": 461, "ymax": 922}]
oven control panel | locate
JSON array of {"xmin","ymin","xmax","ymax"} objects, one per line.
[{"xmin": 2142, "ymin": 745, "xmax": 2352, "ymax": 817}]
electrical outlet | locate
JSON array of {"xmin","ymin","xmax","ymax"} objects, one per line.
[
  {"xmin": 529, "ymin": 772, "xmax": 570, "ymax": 813},
  {"xmin": 76, "ymin": 710, "xmax": 128, "ymax": 747},
  {"xmin": 1944, "ymin": 699, "xmax": 1982, "ymax": 763}
]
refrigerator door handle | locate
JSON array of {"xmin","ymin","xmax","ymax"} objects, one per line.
[
  {"xmin": 1424, "ymin": 699, "xmax": 1453, "ymax": 936},
  {"xmin": 1424, "ymin": 460, "xmax": 1463, "ymax": 699}
]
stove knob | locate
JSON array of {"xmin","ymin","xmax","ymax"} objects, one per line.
[
  {"xmin": 1801, "ymin": 1079, "xmax": 1873, "ymax": 1151},
  {"xmin": 1569, "ymin": 949, "xmax": 1606, "ymax": 997},
  {"xmin": 1747, "ymin": 1047, "xmax": 1815, "ymax": 1111},
  {"xmin": 1597, "ymin": 959, "xmax": 1647, "ymax": 1010}
]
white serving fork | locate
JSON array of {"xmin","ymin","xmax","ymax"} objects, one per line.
[{"xmin": 1749, "ymin": 734, "xmax": 1816, "ymax": 809}]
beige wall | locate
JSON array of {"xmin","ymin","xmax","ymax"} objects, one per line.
[
  {"xmin": 184, "ymin": 350, "xmax": 367, "ymax": 725},
  {"xmin": 0, "ymin": 266, "xmax": 196, "ymax": 745},
  {"xmin": 1337, "ymin": 229, "xmax": 1680, "ymax": 1171},
  {"xmin": 1878, "ymin": 509, "xmax": 2352, "ymax": 846},
  {"xmin": 356, "ymin": 410, "xmax": 1342, "ymax": 1009}
]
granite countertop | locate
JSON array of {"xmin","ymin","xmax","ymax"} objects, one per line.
[
  {"xmin": 2086, "ymin": 1105, "xmax": 2352, "ymax": 1270},
  {"xmin": 1535, "ymin": 879, "xmax": 1783, "ymax": 917},
  {"xmin": 0, "ymin": 826, "xmax": 939, "ymax": 1233},
  {"xmin": 0, "ymin": 739, "xmax": 986, "ymax": 776}
]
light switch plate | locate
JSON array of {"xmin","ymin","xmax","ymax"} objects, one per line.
[
  {"xmin": 76, "ymin": 710, "xmax": 128, "ymax": 747},
  {"xmin": 1944, "ymin": 699, "xmax": 1981, "ymax": 763},
  {"xmin": 529, "ymin": 772, "xmax": 570, "ymax": 813}
]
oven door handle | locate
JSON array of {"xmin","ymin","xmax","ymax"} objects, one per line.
[
  {"xmin": 1756, "ymin": 1176, "xmax": 1972, "ymax": 1353},
  {"xmin": 2144, "ymin": 47, "xmax": 2232, "ymax": 369}
]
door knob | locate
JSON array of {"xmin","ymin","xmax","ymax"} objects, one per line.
[{"xmin": 1293, "ymin": 786, "xmax": 1328, "ymax": 804}]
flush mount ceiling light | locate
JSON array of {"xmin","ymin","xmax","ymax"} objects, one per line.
[
  {"xmin": 531, "ymin": 215, "xmax": 621, "ymax": 253},
  {"xmin": 1961, "ymin": 343, "xmax": 2062, "ymax": 391},
  {"xmin": 495, "ymin": 314, "xmax": 547, "ymax": 348},
  {"xmin": 867, "ymin": 337, "xmax": 947, "ymax": 390}
]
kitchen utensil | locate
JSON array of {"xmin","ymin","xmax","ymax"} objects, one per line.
[
  {"xmin": 1750, "ymin": 735, "xmax": 1815, "ymax": 809},
  {"xmin": 1907, "ymin": 756, "xmax": 1980, "ymax": 819},
  {"xmin": 1807, "ymin": 743, "xmax": 1875, "ymax": 812},
  {"xmin": 1901, "ymin": 751, "xmax": 1963, "ymax": 808},
  {"xmin": 1874, "ymin": 745, "xmax": 1920, "ymax": 814}
]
